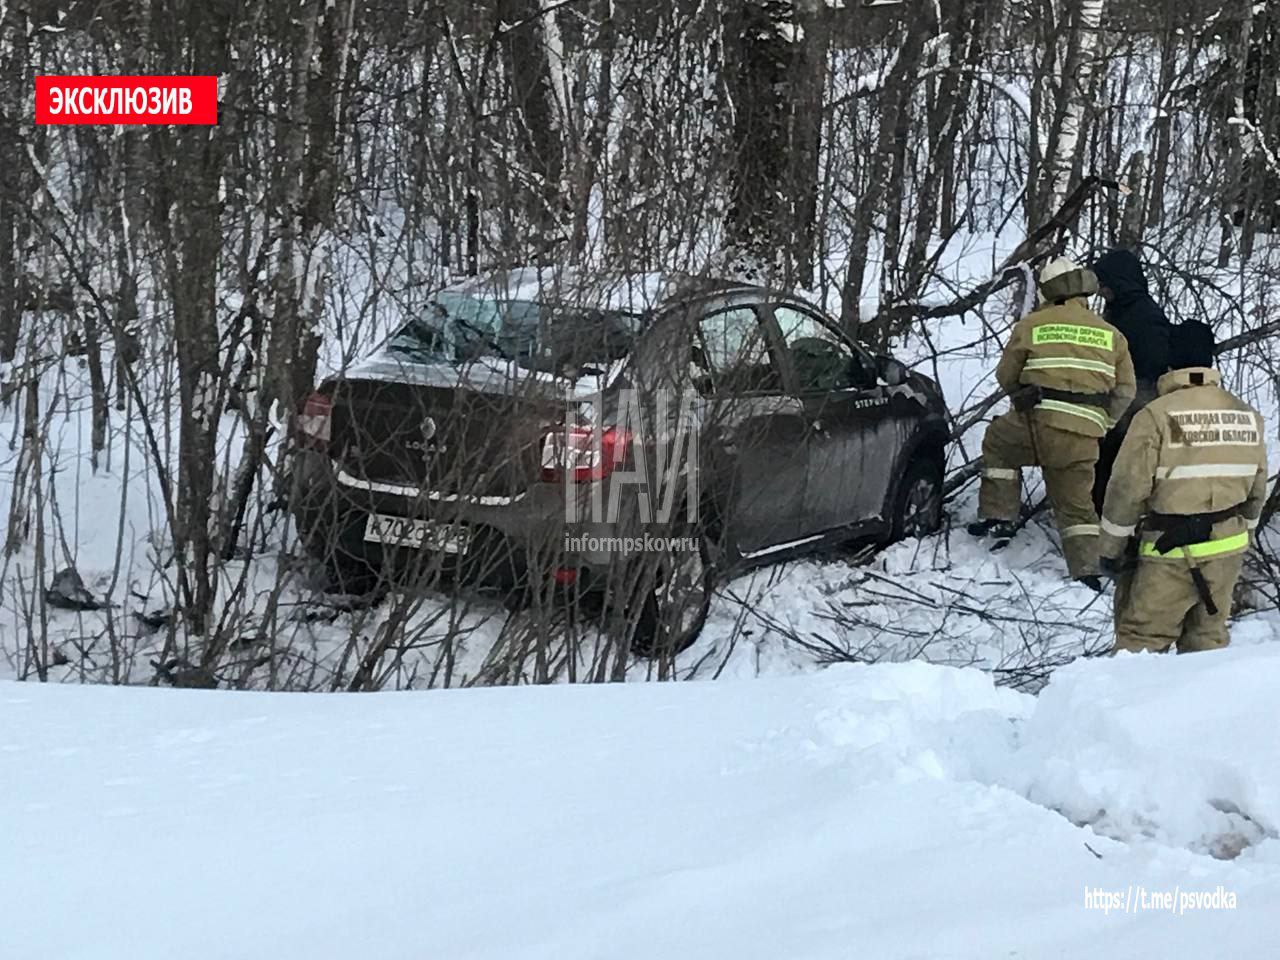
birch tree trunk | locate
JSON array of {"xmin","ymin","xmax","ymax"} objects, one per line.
[
  {"xmin": 1231, "ymin": 0, "xmax": 1261, "ymax": 259},
  {"xmin": 267, "ymin": 0, "xmax": 323, "ymax": 417},
  {"xmin": 1029, "ymin": 0, "xmax": 1106, "ymax": 225}
]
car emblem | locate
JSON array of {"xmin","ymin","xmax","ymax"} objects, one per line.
[{"xmin": 421, "ymin": 417, "xmax": 437, "ymax": 440}]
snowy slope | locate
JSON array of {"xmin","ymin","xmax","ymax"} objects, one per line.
[
  {"xmin": 4, "ymin": 646, "xmax": 1279, "ymax": 959},
  {"xmin": 4, "ymin": 218, "xmax": 1278, "ymax": 688}
]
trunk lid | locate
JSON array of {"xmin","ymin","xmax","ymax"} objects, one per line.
[{"xmin": 324, "ymin": 358, "xmax": 600, "ymax": 499}]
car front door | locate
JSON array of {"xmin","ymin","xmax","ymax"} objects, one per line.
[
  {"xmin": 691, "ymin": 304, "xmax": 811, "ymax": 556},
  {"xmin": 767, "ymin": 303, "xmax": 898, "ymax": 536}
]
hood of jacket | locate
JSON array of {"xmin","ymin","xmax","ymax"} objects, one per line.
[{"xmin": 1092, "ymin": 249, "xmax": 1149, "ymax": 304}]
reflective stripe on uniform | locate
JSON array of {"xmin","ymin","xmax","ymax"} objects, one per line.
[
  {"xmin": 983, "ymin": 467, "xmax": 1018, "ymax": 480},
  {"xmin": 1030, "ymin": 324, "xmax": 1115, "ymax": 350},
  {"xmin": 1023, "ymin": 357, "xmax": 1116, "ymax": 376},
  {"xmin": 1247, "ymin": 516, "xmax": 1260, "ymax": 530},
  {"xmin": 1154, "ymin": 462, "xmax": 1260, "ymax": 480},
  {"xmin": 1061, "ymin": 524, "xmax": 1100, "ymax": 538},
  {"xmin": 1100, "ymin": 517, "xmax": 1136, "ymax": 537},
  {"xmin": 1036, "ymin": 398, "xmax": 1108, "ymax": 430},
  {"xmin": 1139, "ymin": 530, "xmax": 1251, "ymax": 559}
]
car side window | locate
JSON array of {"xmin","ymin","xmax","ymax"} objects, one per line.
[
  {"xmin": 772, "ymin": 304, "xmax": 868, "ymax": 392},
  {"xmin": 692, "ymin": 307, "xmax": 782, "ymax": 396}
]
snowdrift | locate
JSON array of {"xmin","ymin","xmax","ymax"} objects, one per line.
[{"xmin": 3, "ymin": 644, "xmax": 1280, "ymax": 958}]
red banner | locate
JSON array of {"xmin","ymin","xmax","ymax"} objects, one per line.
[{"xmin": 36, "ymin": 76, "xmax": 218, "ymax": 125}]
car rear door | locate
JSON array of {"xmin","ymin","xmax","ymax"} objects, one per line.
[
  {"xmin": 690, "ymin": 304, "xmax": 811, "ymax": 556},
  {"xmin": 767, "ymin": 303, "xmax": 898, "ymax": 535}
]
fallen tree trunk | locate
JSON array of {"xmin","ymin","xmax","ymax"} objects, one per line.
[{"xmin": 877, "ymin": 175, "xmax": 1123, "ymax": 329}]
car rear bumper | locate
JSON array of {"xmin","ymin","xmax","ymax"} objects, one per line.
[{"xmin": 288, "ymin": 452, "xmax": 644, "ymax": 586}]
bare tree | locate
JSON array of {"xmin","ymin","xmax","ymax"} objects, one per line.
[{"xmin": 1028, "ymin": 0, "xmax": 1107, "ymax": 225}]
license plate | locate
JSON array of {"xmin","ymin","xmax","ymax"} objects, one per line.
[{"xmin": 363, "ymin": 513, "xmax": 471, "ymax": 554}]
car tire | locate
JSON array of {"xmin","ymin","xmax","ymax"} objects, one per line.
[
  {"xmin": 323, "ymin": 553, "xmax": 384, "ymax": 597},
  {"xmin": 627, "ymin": 530, "xmax": 714, "ymax": 658},
  {"xmin": 299, "ymin": 516, "xmax": 384, "ymax": 597},
  {"xmin": 890, "ymin": 454, "xmax": 943, "ymax": 541}
]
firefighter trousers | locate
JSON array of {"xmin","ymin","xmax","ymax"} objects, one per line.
[
  {"xmin": 1112, "ymin": 552, "xmax": 1242, "ymax": 654},
  {"xmin": 979, "ymin": 412, "xmax": 1100, "ymax": 578}
]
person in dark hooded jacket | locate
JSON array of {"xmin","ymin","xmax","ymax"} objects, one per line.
[{"xmin": 1089, "ymin": 249, "xmax": 1174, "ymax": 511}]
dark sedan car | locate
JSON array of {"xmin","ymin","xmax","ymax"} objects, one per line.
[{"xmin": 289, "ymin": 268, "xmax": 948, "ymax": 655}]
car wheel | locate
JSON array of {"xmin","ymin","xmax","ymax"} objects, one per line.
[
  {"xmin": 299, "ymin": 514, "xmax": 384, "ymax": 596},
  {"xmin": 627, "ymin": 531, "xmax": 713, "ymax": 658},
  {"xmin": 323, "ymin": 553, "xmax": 385, "ymax": 597},
  {"xmin": 891, "ymin": 455, "xmax": 943, "ymax": 541}
]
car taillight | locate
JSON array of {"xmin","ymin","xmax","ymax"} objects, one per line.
[
  {"xmin": 295, "ymin": 392, "xmax": 332, "ymax": 450},
  {"xmin": 540, "ymin": 425, "xmax": 632, "ymax": 483}
]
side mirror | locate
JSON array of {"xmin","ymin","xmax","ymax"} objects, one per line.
[{"xmin": 877, "ymin": 355, "xmax": 909, "ymax": 387}]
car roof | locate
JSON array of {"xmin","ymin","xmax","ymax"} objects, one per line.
[{"xmin": 440, "ymin": 267, "xmax": 817, "ymax": 316}]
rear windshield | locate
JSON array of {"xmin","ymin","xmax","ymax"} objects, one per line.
[{"xmin": 386, "ymin": 292, "xmax": 641, "ymax": 375}]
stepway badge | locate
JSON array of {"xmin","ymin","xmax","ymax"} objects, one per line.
[{"xmin": 36, "ymin": 76, "xmax": 218, "ymax": 125}]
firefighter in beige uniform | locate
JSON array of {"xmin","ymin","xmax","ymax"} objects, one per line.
[
  {"xmin": 969, "ymin": 258, "xmax": 1136, "ymax": 583},
  {"xmin": 1099, "ymin": 321, "xmax": 1267, "ymax": 653}
]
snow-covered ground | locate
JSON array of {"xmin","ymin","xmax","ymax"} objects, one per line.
[{"xmin": 4, "ymin": 643, "xmax": 1279, "ymax": 958}]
